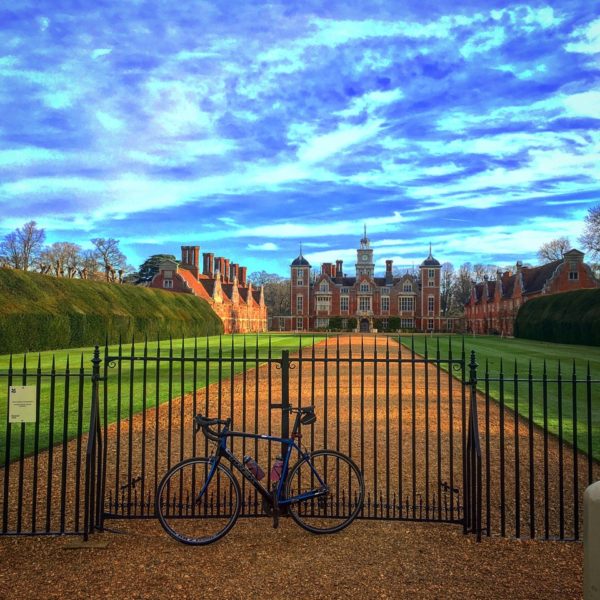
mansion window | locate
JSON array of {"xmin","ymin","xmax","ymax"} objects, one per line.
[
  {"xmin": 296, "ymin": 269, "xmax": 304, "ymax": 286},
  {"xmin": 403, "ymin": 283, "xmax": 412, "ymax": 292},
  {"xmin": 381, "ymin": 296, "xmax": 390, "ymax": 311},
  {"xmin": 296, "ymin": 317, "xmax": 303, "ymax": 330},
  {"xmin": 316, "ymin": 318, "xmax": 329, "ymax": 328},
  {"xmin": 428, "ymin": 269, "xmax": 435, "ymax": 278},
  {"xmin": 341, "ymin": 288, "xmax": 349, "ymax": 294},
  {"xmin": 359, "ymin": 283, "xmax": 370, "ymax": 292},
  {"xmin": 316, "ymin": 295, "xmax": 331, "ymax": 312},
  {"xmin": 340, "ymin": 296, "xmax": 349, "ymax": 311},
  {"xmin": 401, "ymin": 318, "xmax": 414, "ymax": 329},
  {"xmin": 163, "ymin": 279, "xmax": 173, "ymax": 289},
  {"xmin": 569, "ymin": 267, "xmax": 579, "ymax": 280},
  {"xmin": 428, "ymin": 296, "xmax": 435, "ymax": 313},
  {"xmin": 296, "ymin": 295, "xmax": 303, "ymax": 314},
  {"xmin": 320, "ymin": 281, "xmax": 329, "ymax": 292},
  {"xmin": 428, "ymin": 319, "xmax": 434, "ymax": 330},
  {"xmin": 359, "ymin": 297, "xmax": 372, "ymax": 312},
  {"xmin": 399, "ymin": 296, "xmax": 414, "ymax": 311}
]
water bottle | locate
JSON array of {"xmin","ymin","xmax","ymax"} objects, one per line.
[
  {"xmin": 243, "ymin": 455, "xmax": 265, "ymax": 480},
  {"xmin": 270, "ymin": 456, "xmax": 284, "ymax": 483}
]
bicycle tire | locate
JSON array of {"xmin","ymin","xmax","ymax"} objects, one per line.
[
  {"xmin": 155, "ymin": 457, "xmax": 241, "ymax": 545},
  {"xmin": 285, "ymin": 449, "xmax": 364, "ymax": 534}
]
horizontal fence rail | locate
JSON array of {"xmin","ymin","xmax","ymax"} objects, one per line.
[{"xmin": 0, "ymin": 334, "xmax": 598, "ymax": 541}]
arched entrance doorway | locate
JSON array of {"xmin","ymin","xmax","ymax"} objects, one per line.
[{"xmin": 359, "ymin": 318, "xmax": 370, "ymax": 333}]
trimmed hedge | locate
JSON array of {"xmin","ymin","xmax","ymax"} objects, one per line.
[
  {"xmin": 514, "ymin": 288, "xmax": 600, "ymax": 346},
  {"xmin": 0, "ymin": 269, "xmax": 223, "ymax": 354}
]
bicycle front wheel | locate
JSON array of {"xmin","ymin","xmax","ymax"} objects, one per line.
[
  {"xmin": 285, "ymin": 450, "xmax": 364, "ymax": 534},
  {"xmin": 155, "ymin": 457, "xmax": 241, "ymax": 545}
]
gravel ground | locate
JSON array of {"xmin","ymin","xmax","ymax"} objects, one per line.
[{"xmin": 0, "ymin": 517, "xmax": 583, "ymax": 600}]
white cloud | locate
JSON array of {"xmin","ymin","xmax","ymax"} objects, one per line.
[
  {"xmin": 247, "ymin": 242, "xmax": 279, "ymax": 251},
  {"xmin": 335, "ymin": 88, "xmax": 404, "ymax": 118},
  {"xmin": 96, "ymin": 111, "xmax": 124, "ymax": 131},
  {"xmin": 460, "ymin": 27, "xmax": 506, "ymax": 59},
  {"xmin": 565, "ymin": 17, "xmax": 600, "ymax": 54},
  {"xmin": 91, "ymin": 48, "xmax": 112, "ymax": 59},
  {"xmin": 230, "ymin": 211, "xmax": 404, "ymax": 239},
  {"xmin": 562, "ymin": 91, "xmax": 600, "ymax": 118},
  {"xmin": 296, "ymin": 119, "xmax": 384, "ymax": 163}
]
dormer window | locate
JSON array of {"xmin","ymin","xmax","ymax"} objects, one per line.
[
  {"xmin": 359, "ymin": 283, "xmax": 370, "ymax": 292},
  {"xmin": 403, "ymin": 283, "xmax": 412, "ymax": 292},
  {"xmin": 320, "ymin": 281, "xmax": 329, "ymax": 292},
  {"xmin": 163, "ymin": 279, "xmax": 173, "ymax": 289}
]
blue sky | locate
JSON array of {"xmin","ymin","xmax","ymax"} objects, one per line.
[{"xmin": 1, "ymin": 1, "xmax": 599, "ymax": 276}]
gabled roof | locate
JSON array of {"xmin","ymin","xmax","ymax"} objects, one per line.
[
  {"xmin": 178, "ymin": 268, "xmax": 211, "ymax": 300},
  {"xmin": 521, "ymin": 260, "xmax": 561, "ymax": 295}
]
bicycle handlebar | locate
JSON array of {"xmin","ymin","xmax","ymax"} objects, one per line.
[{"xmin": 194, "ymin": 414, "xmax": 231, "ymax": 441}]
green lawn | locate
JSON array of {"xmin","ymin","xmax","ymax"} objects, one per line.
[
  {"xmin": 0, "ymin": 334, "xmax": 324, "ymax": 463},
  {"xmin": 407, "ymin": 335, "xmax": 600, "ymax": 460}
]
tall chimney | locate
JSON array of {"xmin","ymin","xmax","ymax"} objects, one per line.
[
  {"xmin": 385, "ymin": 260, "xmax": 393, "ymax": 285},
  {"xmin": 193, "ymin": 246, "xmax": 199, "ymax": 268},
  {"xmin": 223, "ymin": 258, "xmax": 230, "ymax": 283},
  {"xmin": 239, "ymin": 266, "xmax": 247, "ymax": 287},
  {"xmin": 329, "ymin": 264, "xmax": 336, "ymax": 278},
  {"xmin": 336, "ymin": 260, "xmax": 343, "ymax": 278},
  {"xmin": 214, "ymin": 257, "xmax": 222, "ymax": 276},
  {"xmin": 181, "ymin": 246, "xmax": 189, "ymax": 265},
  {"xmin": 231, "ymin": 263, "xmax": 239, "ymax": 282}
]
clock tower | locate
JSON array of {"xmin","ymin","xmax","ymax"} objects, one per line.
[{"xmin": 355, "ymin": 225, "xmax": 375, "ymax": 278}]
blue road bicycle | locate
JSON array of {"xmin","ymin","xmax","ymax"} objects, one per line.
[{"xmin": 155, "ymin": 406, "xmax": 364, "ymax": 545}]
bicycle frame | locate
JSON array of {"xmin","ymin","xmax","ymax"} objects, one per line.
[{"xmin": 206, "ymin": 429, "xmax": 328, "ymax": 508}]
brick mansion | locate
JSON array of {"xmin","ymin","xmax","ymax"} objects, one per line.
[
  {"xmin": 150, "ymin": 246, "xmax": 268, "ymax": 333},
  {"xmin": 278, "ymin": 229, "xmax": 448, "ymax": 333}
]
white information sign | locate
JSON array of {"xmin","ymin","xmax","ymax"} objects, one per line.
[{"xmin": 8, "ymin": 386, "xmax": 37, "ymax": 423}]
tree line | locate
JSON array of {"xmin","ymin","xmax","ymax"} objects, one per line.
[{"xmin": 0, "ymin": 221, "xmax": 130, "ymax": 282}]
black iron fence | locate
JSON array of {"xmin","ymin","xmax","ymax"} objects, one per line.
[{"xmin": 0, "ymin": 335, "xmax": 598, "ymax": 541}]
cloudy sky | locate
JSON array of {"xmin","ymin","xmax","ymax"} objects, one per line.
[{"xmin": 1, "ymin": 1, "xmax": 599, "ymax": 276}]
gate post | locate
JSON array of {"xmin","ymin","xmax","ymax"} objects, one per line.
[
  {"xmin": 280, "ymin": 350, "xmax": 290, "ymax": 457},
  {"xmin": 83, "ymin": 346, "xmax": 103, "ymax": 541},
  {"xmin": 465, "ymin": 350, "xmax": 482, "ymax": 541}
]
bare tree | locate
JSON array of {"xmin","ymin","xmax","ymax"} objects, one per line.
[
  {"xmin": 472, "ymin": 263, "xmax": 500, "ymax": 282},
  {"xmin": 249, "ymin": 271, "xmax": 290, "ymax": 315},
  {"xmin": 580, "ymin": 204, "xmax": 600, "ymax": 260},
  {"xmin": 0, "ymin": 221, "xmax": 45, "ymax": 271},
  {"xmin": 440, "ymin": 262, "xmax": 454, "ymax": 315},
  {"xmin": 39, "ymin": 242, "xmax": 82, "ymax": 277},
  {"xmin": 90, "ymin": 238, "xmax": 127, "ymax": 282},
  {"xmin": 78, "ymin": 249, "xmax": 101, "ymax": 280},
  {"xmin": 451, "ymin": 263, "xmax": 474, "ymax": 310},
  {"xmin": 537, "ymin": 237, "xmax": 570, "ymax": 263}
]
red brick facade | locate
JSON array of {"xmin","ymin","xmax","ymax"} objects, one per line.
[
  {"xmin": 278, "ymin": 232, "xmax": 451, "ymax": 333},
  {"xmin": 150, "ymin": 246, "xmax": 267, "ymax": 334},
  {"xmin": 465, "ymin": 249, "xmax": 599, "ymax": 336}
]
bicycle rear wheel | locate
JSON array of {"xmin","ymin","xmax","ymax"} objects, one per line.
[
  {"xmin": 285, "ymin": 450, "xmax": 364, "ymax": 534},
  {"xmin": 155, "ymin": 457, "xmax": 241, "ymax": 545}
]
